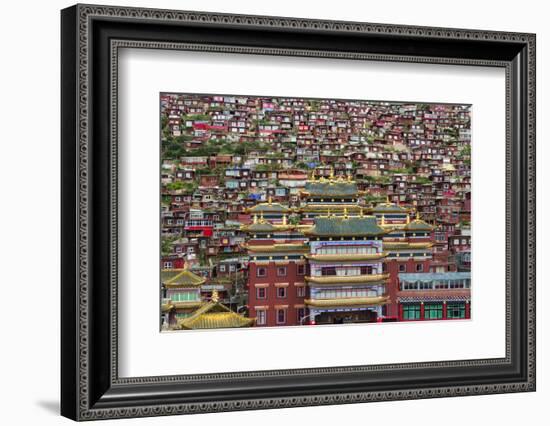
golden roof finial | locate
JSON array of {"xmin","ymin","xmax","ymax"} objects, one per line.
[
  {"xmin": 406, "ymin": 213, "xmax": 410, "ymax": 224},
  {"xmin": 329, "ymin": 166, "xmax": 334, "ymax": 180},
  {"xmin": 381, "ymin": 214, "xmax": 386, "ymax": 226},
  {"xmin": 183, "ymin": 261, "xmax": 188, "ymax": 271},
  {"xmin": 343, "ymin": 208, "xmax": 349, "ymax": 219},
  {"xmin": 360, "ymin": 208, "xmax": 364, "ymax": 217},
  {"xmin": 327, "ymin": 207, "xmax": 331, "ymax": 217},
  {"xmin": 253, "ymin": 214, "xmax": 258, "ymax": 224},
  {"xmin": 282, "ymin": 214, "xmax": 287, "ymax": 225},
  {"xmin": 347, "ymin": 174, "xmax": 352, "ymax": 182},
  {"xmin": 259, "ymin": 211, "xmax": 265, "ymax": 223},
  {"xmin": 416, "ymin": 210, "xmax": 421, "ymax": 221},
  {"xmin": 211, "ymin": 289, "xmax": 219, "ymax": 303},
  {"xmin": 268, "ymin": 196, "xmax": 272, "ymax": 205},
  {"xmin": 386, "ymin": 194, "xmax": 390, "ymax": 204}
]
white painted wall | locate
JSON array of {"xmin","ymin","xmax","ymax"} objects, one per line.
[{"xmin": 0, "ymin": 0, "xmax": 547, "ymax": 425}]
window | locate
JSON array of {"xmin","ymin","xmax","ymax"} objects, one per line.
[
  {"xmin": 416, "ymin": 263, "xmax": 424, "ymax": 272},
  {"xmin": 219, "ymin": 265, "xmax": 226, "ymax": 272},
  {"xmin": 163, "ymin": 261, "xmax": 173, "ymax": 269},
  {"xmin": 424, "ymin": 303, "xmax": 443, "ymax": 320},
  {"xmin": 256, "ymin": 287, "xmax": 266, "ymax": 299},
  {"xmin": 398, "ymin": 264, "xmax": 406, "ymax": 272},
  {"xmin": 321, "ymin": 267, "xmax": 336, "ymax": 276},
  {"xmin": 257, "ymin": 267, "xmax": 267, "ymax": 277},
  {"xmin": 277, "ymin": 266, "xmax": 287, "ymax": 277},
  {"xmin": 447, "ymin": 302, "xmax": 466, "ymax": 319},
  {"xmin": 297, "ymin": 264, "xmax": 305, "ymax": 275},
  {"xmin": 276, "ymin": 309, "xmax": 287, "ymax": 324},
  {"xmin": 256, "ymin": 309, "xmax": 267, "ymax": 325},
  {"xmin": 296, "ymin": 286, "xmax": 306, "ymax": 297},
  {"xmin": 277, "ymin": 287, "xmax": 287, "ymax": 298},
  {"xmin": 402, "ymin": 304, "xmax": 421, "ymax": 320}
]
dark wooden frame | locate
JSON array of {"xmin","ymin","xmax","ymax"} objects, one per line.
[{"xmin": 61, "ymin": 3, "xmax": 536, "ymax": 421}]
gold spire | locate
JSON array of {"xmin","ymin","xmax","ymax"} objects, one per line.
[
  {"xmin": 329, "ymin": 167, "xmax": 334, "ymax": 180},
  {"xmin": 406, "ymin": 213, "xmax": 410, "ymax": 224},
  {"xmin": 347, "ymin": 174, "xmax": 352, "ymax": 182},
  {"xmin": 282, "ymin": 214, "xmax": 288, "ymax": 225},
  {"xmin": 183, "ymin": 261, "xmax": 188, "ymax": 271},
  {"xmin": 381, "ymin": 214, "xmax": 386, "ymax": 226},
  {"xmin": 416, "ymin": 210, "xmax": 421, "ymax": 221},
  {"xmin": 268, "ymin": 196, "xmax": 272, "ymax": 205},
  {"xmin": 360, "ymin": 208, "xmax": 364, "ymax": 217},
  {"xmin": 253, "ymin": 214, "xmax": 258, "ymax": 224},
  {"xmin": 211, "ymin": 289, "xmax": 219, "ymax": 303},
  {"xmin": 327, "ymin": 207, "xmax": 331, "ymax": 217},
  {"xmin": 343, "ymin": 208, "xmax": 349, "ymax": 219},
  {"xmin": 259, "ymin": 211, "xmax": 265, "ymax": 223},
  {"xmin": 386, "ymin": 195, "xmax": 390, "ymax": 204}
]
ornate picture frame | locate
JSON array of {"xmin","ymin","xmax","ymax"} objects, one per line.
[{"xmin": 61, "ymin": 4, "xmax": 536, "ymax": 420}]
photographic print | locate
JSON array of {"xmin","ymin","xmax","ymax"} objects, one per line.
[{"xmin": 160, "ymin": 93, "xmax": 471, "ymax": 331}]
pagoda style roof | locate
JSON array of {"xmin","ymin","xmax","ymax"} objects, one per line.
[
  {"xmin": 246, "ymin": 243, "xmax": 309, "ymax": 253},
  {"xmin": 403, "ymin": 212, "xmax": 434, "ymax": 231},
  {"xmin": 305, "ymin": 296, "xmax": 389, "ymax": 307},
  {"xmin": 245, "ymin": 198, "xmax": 291, "ymax": 214},
  {"xmin": 305, "ymin": 273, "xmax": 389, "ymax": 285},
  {"xmin": 306, "ymin": 253, "xmax": 388, "ymax": 262},
  {"xmin": 162, "ymin": 268, "xmax": 206, "ymax": 288},
  {"xmin": 372, "ymin": 200, "xmax": 409, "ymax": 214},
  {"xmin": 178, "ymin": 292, "xmax": 254, "ymax": 330},
  {"xmin": 302, "ymin": 180, "xmax": 358, "ymax": 197},
  {"xmin": 241, "ymin": 221, "xmax": 278, "ymax": 232},
  {"xmin": 304, "ymin": 215, "xmax": 386, "ymax": 237},
  {"xmin": 240, "ymin": 214, "xmax": 298, "ymax": 233}
]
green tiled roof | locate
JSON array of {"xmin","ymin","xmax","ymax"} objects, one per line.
[
  {"xmin": 304, "ymin": 181, "xmax": 358, "ymax": 197},
  {"xmin": 404, "ymin": 219, "xmax": 433, "ymax": 231},
  {"xmin": 372, "ymin": 202, "xmax": 407, "ymax": 213},
  {"xmin": 242, "ymin": 222, "xmax": 277, "ymax": 232},
  {"xmin": 306, "ymin": 215, "xmax": 386, "ymax": 237},
  {"xmin": 247, "ymin": 203, "xmax": 290, "ymax": 213}
]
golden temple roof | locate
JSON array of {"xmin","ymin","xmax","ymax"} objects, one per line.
[
  {"xmin": 305, "ymin": 273, "xmax": 390, "ymax": 285},
  {"xmin": 245, "ymin": 197, "xmax": 291, "ymax": 214},
  {"xmin": 178, "ymin": 295, "xmax": 254, "ymax": 330},
  {"xmin": 162, "ymin": 267, "xmax": 206, "ymax": 288},
  {"xmin": 305, "ymin": 296, "xmax": 389, "ymax": 307},
  {"xmin": 305, "ymin": 253, "xmax": 388, "ymax": 262}
]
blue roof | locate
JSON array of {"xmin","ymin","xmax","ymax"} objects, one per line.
[{"xmin": 398, "ymin": 272, "xmax": 470, "ymax": 282}]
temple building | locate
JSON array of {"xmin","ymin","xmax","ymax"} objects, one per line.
[
  {"xmin": 396, "ymin": 272, "xmax": 471, "ymax": 321},
  {"xmin": 161, "ymin": 267, "xmax": 205, "ymax": 329},
  {"xmin": 370, "ymin": 197, "xmax": 410, "ymax": 228},
  {"xmin": 245, "ymin": 197, "xmax": 291, "ymax": 223},
  {"xmin": 178, "ymin": 290, "xmax": 255, "ymax": 330},
  {"xmin": 299, "ymin": 171, "xmax": 363, "ymax": 223},
  {"xmin": 243, "ymin": 213, "xmax": 309, "ymax": 327},
  {"xmin": 303, "ymin": 211, "xmax": 390, "ymax": 324},
  {"xmin": 381, "ymin": 211, "xmax": 436, "ymax": 318}
]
